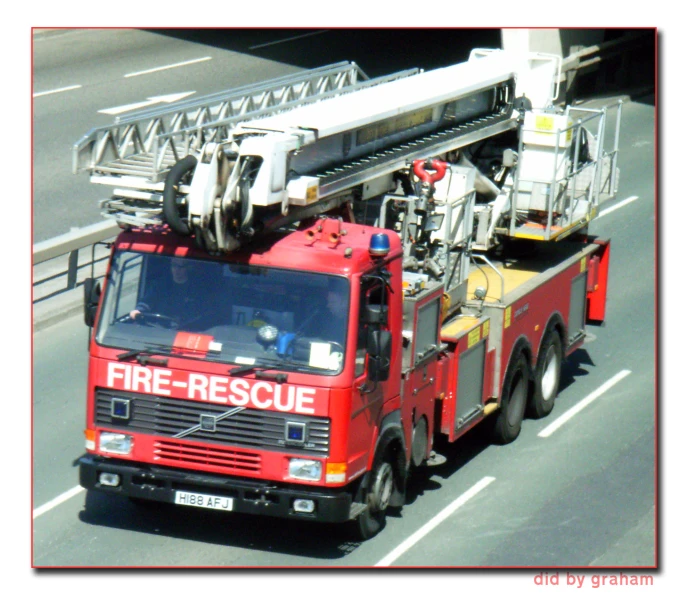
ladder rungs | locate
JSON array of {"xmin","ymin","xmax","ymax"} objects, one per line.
[
  {"xmin": 92, "ymin": 154, "xmax": 178, "ymax": 177},
  {"xmin": 316, "ymin": 112, "xmax": 512, "ymax": 187}
]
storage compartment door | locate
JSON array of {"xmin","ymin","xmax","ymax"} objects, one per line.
[{"xmin": 455, "ymin": 340, "xmax": 486, "ymax": 432}]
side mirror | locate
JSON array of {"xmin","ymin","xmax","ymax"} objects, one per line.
[
  {"xmin": 83, "ymin": 278, "xmax": 101, "ymax": 328},
  {"xmin": 363, "ymin": 303, "xmax": 388, "ymax": 326},
  {"xmin": 367, "ymin": 329, "xmax": 392, "ymax": 382}
]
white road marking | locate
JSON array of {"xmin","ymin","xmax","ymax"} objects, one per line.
[
  {"xmin": 598, "ymin": 195, "xmax": 639, "ymax": 218},
  {"xmin": 33, "ymin": 84, "xmax": 82, "ymax": 98},
  {"xmin": 99, "ymin": 91, "xmax": 196, "ymax": 116},
  {"xmin": 249, "ymin": 30, "xmax": 329, "ymax": 50},
  {"xmin": 33, "ymin": 485, "xmax": 85, "ymax": 519},
  {"xmin": 124, "ymin": 56, "xmax": 212, "ymax": 78},
  {"xmin": 375, "ymin": 476, "xmax": 496, "ymax": 567},
  {"xmin": 538, "ymin": 370, "xmax": 632, "ymax": 438}
]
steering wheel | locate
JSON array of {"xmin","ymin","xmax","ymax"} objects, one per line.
[{"xmin": 136, "ymin": 312, "xmax": 180, "ymax": 330}]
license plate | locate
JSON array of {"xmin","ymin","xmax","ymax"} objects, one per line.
[{"xmin": 174, "ymin": 490, "xmax": 233, "ymax": 512}]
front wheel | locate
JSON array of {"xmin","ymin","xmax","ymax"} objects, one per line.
[{"xmin": 351, "ymin": 458, "xmax": 395, "ymax": 540}]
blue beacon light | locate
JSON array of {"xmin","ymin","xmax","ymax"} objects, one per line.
[{"xmin": 369, "ymin": 233, "xmax": 390, "ymax": 257}]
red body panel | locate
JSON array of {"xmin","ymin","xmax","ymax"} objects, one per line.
[{"xmin": 495, "ymin": 256, "xmax": 584, "ymax": 399}]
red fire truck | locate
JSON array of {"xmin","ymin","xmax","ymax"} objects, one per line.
[{"xmin": 76, "ymin": 50, "xmax": 620, "ymax": 539}]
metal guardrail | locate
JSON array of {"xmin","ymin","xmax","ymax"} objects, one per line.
[
  {"xmin": 33, "ymin": 221, "xmax": 117, "ymax": 315},
  {"xmin": 33, "ymin": 220, "xmax": 118, "ymax": 267},
  {"xmin": 32, "ymin": 33, "xmax": 649, "ymax": 318}
]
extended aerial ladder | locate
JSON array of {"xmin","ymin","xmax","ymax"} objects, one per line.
[{"xmin": 73, "ymin": 49, "xmax": 621, "ymax": 313}]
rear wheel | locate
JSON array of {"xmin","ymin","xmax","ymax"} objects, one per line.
[
  {"xmin": 490, "ymin": 352, "xmax": 529, "ymax": 444},
  {"xmin": 529, "ymin": 330, "xmax": 563, "ymax": 418}
]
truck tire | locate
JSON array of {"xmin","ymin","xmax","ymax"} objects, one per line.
[
  {"xmin": 529, "ymin": 329, "xmax": 563, "ymax": 418},
  {"xmin": 351, "ymin": 455, "xmax": 395, "ymax": 540},
  {"xmin": 490, "ymin": 352, "xmax": 529, "ymax": 444},
  {"xmin": 163, "ymin": 155, "xmax": 197, "ymax": 236}
]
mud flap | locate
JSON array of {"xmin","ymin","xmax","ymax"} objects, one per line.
[{"xmin": 586, "ymin": 238, "xmax": 611, "ymax": 324}]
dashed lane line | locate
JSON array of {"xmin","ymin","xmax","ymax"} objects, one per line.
[
  {"xmin": 33, "ymin": 485, "xmax": 84, "ymax": 520},
  {"xmin": 538, "ymin": 370, "xmax": 632, "ymax": 438},
  {"xmin": 598, "ymin": 195, "xmax": 639, "ymax": 218},
  {"xmin": 124, "ymin": 56, "xmax": 212, "ymax": 78},
  {"xmin": 375, "ymin": 476, "xmax": 496, "ymax": 567},
  {"xmin": 33, "ymin": 84, "xmax": 82, "ymax": 98}
]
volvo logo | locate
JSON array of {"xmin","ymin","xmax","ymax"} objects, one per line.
[
  {"xmin": 173, "ymin": 406, "xmax": 246, "ymax": 439},
  {"xmin": 200, "ymin": 414, "xmax": 217, "ymax": 432}
]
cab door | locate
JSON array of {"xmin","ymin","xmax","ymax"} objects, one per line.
[
  {"xmin": 401, "ymin": 284, "xmax": 444, "ymax": 465},
  {"xmin": 349, "ymin": 271, "xmax": 393, "ymax": 475}
]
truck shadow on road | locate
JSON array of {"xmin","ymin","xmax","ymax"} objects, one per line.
[
  {"xmin": 79, "ymin": 490, "xmax": 364, "ymax": 561},
  {"xmin": 558, "ymin": 347, "xmax": 596, "ymax": 394}
]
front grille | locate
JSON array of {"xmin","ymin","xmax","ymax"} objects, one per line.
[
  {"xmin": 154, "ymin": 440, "xmax": 262, "ymax": 473},
  {"xmin": 95, "ymin": 388, "xmax": 331, "ymax": 456}
]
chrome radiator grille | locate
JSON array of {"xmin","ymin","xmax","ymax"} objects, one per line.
[{"xmin": 95, "ymin": 389, "xmax": 330, "ymax": 456}]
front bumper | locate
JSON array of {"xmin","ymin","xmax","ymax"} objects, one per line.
[{"xmin": 79, "ymin": 454, "xmax": 354, "ymax": 523}]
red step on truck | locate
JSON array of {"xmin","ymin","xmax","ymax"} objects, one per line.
[{"xmin": 75, "ymin": 50, "xmax": 619, "ymax": 539}]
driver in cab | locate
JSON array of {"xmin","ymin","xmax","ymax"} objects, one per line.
[
  {"xmin": 300, "ymin": 279, "xmax": 348, "ymax": 346},
  {"xmin": 129, "ymin": 257, "xmax": 202, "ymax": 327}
]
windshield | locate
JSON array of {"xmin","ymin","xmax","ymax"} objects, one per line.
[{"xmin": 96, "ymin": 250, "xmax": 350, "ymax": 374}]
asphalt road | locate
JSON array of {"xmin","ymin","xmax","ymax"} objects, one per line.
[{"xmin": 30, "ymin": 27, "xmax": 659, "ymax": 577}]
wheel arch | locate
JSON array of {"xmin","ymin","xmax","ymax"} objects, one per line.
[
  {"xmin": 503, "ymin": 334, "xmax": 533, "ymax": 386},
  {"xmin": 537, "ymin": 312, "xmax": 567, "ymax": 361}
]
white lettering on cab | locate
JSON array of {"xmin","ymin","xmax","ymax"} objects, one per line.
[
  {"xmin": 229, "ymin": 378, "xmax": 250, "ymax": 406},
  {"xmin": 105, "ymin": 362, "xmax": 317, "ymax": 414},
  {"xmin": 209, "ymin": 376, "xmax": 229, "ymax": 403},
  {"xmin": 188, "ymin": 374, "xmax": 209, "ymax": 401},
  {"xmin": 153, "ymin": 370, "xmax": 172, "ymax": 396},
  {"xmin": 296, "ymin": 387, "xmax": 316, "ymax": 414}
]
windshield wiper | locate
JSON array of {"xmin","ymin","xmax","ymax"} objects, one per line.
[
  {"xmin": 229, "ymin": 364, "xmax": 288, "ymax": 383},
  {"xmin": 117, "ymin": 348, "xmax": 170, "ymax": 366}
]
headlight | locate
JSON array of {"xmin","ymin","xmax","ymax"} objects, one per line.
[
  {"xmin": 288, "ymin": 458, "xmax": 322, "ymax": 481},
  {"xmin": 100, "ymin": 432, "xmax": 133, "ymax": 455}
]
